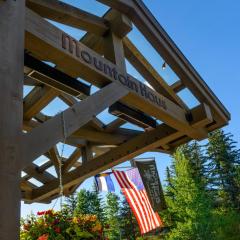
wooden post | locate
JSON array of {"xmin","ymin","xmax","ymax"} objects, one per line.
[{"xmin": 0, "ymin": 1, "xmax": 25, "ymax": 239}]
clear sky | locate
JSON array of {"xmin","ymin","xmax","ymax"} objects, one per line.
[{"xmin": 21, "ymin": 0, "xmax": 240, "ymax": 217}]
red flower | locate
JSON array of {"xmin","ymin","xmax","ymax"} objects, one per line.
[
  {"xmin": 54, "ymin": 227, "xmax": 61, "ymax": 233},
  {"xmin": 37, "ymin": 211, "xmax": 45, "ymax": 216},
  {"xmin": 38, "ymin": 234, "xmax": 48, "ymax": 240},
  {"xmin": 37, "ymin": 210, "xmax": 53, "ymax": 216}
]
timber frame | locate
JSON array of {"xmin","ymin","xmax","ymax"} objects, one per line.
[{"xmin": 0, "ymin": 1, "xmax": 230, "ymax": 237}]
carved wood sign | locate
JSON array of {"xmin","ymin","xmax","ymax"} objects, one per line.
[{"xmin": 62, "ymin": 33, "xmax": 167, "ymax": 110}]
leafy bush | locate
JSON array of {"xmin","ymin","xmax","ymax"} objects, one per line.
[{"xmin": 20, "ymin": 209, "xmax": 104, "ymax": 240}]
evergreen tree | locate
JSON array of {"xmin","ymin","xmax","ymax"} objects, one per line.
[
  {"xmin": 104, "ymin": 192, "xmax": 121, "ymax": 240},
  {"xmin": 119, "ymin": 194, "xmax": 140, "ymax": 239},
  {"xmin": 165, "ymin": 166, "xmax": 175, "ymax": 201},
  {"xmin": 165, "ymin": 151, "xmax": 213, "ymax": 240},
  {"xmin": 91, "ymin": 181, "xmax": 105, "ymax": 224},
  {"xmin": 206, "ymin": 130, "xmax": 240, "ymax": 209},
  {"xmin": 178, "ymin": 141, "xmax": 207, "ymax": 187},
  {"xmin": 75, "ymin": 188, "xmax": 104, "ymax": 221},
  {"xmin": 63, "ymin": 193, "xmax": 77, "ymax": 216}
]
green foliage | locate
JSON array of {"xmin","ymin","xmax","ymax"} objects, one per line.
[
  {"xmin": 178, "ymin": 141, "xmax": 207, "ymax": 186},
  {"xmin": 74, "ymin": 188, "xmax": 104, "ymax": 224},
  {"xmin": 164, "ymin": 151, "xmax": 213, "ymax": 240},
  {"xmin": 164, "ymin": 130, "xmax": 240, "ymax": 239},
  {"xmin": 104, "ymin": 192, "xmax": 120, "ymax": 240},
  {"xmin": 63, "ymin": 193, "xmax": 77, "ymax": 216},
  {"xmin": 206, "ymin": 130, "xmax": 240, "ymax": 208},
  {"xmin": 211, "ymin": 208, "xmax": 240, "ymax": 240},
  {"xmin": 119, "ymin": 195, "xmax": 140, "ymax": 239}
]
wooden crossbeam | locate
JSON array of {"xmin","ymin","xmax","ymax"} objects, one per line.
[
  {"xmin": 103, "ymin": 8, "xmax": 132, "ymax": 38},
  {"xmin": 20, "ymin": 82, "xmax": 129, "ymax": 169},
  {"xmin": 21, "ymin": 181, "xmax": 36, "ymax": 192},
  {"xmin": 23, "ymin": 85, "xmax": 57, "ymax": 120},
  {"xmin": 26, "ymin": 0, "xmax": 108, "ymax": 35},
  {"xmin": 59, "ymin": 93, "xmax": 106, "ymax": 131},
  {"xmin": 62, "ymin": 148, "xmax": 81, "ymax": 174},
  {"xmin": 48, "ymin": 146, "xmax": 61, "ymax": 176},
  {"xmin": 104, "ymin": 118, "xmax": 126, "ymax": 132},
  {"xmin": 28, "ymin": 103, "xmax": 212, "ymax": 202},
  {"xmin": 81, "ymin": 142, "xmax": 93, "ymax": 164},
  {"xmin": 74, "ymin": 126, "xmax": 137, "ymax": 145},
  {"xmin": 123, "ymin": 37, "xmax": 188, "ymax": 109},
  {"xmin": 97, "ymin": 0, "xmax": 230, "ymax": 125},
  {"xmin": 24, "ymin": 74, "xmax": 39, "ymax": 86},
  {"xmin": 171, "ymin": 80, "xmax": 185, "ymax": 93},
  {"xmin": 25, "ymin": 8, "xmax": 208, "ymax": 140},
  {"xmin": 24, "ymin": 163, "xmax": 55, "ymax": 184}
]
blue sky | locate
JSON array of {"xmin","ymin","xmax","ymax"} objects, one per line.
[{"xmin": 21, "ymin": 0, "xmax": 240, "ymax": 217}]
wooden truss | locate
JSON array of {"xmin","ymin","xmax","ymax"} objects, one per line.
[{"xmin": 2, "ymin": 0, "xmax": 230, "ymax": 205}]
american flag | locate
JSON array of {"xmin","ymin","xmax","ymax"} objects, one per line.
[{"xmin": 113, "ymin": 168, "xmax": 163, "ymax": 234}]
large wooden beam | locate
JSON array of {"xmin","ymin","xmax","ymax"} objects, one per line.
[
  {"xmin": 26, "ymin": 102, "xmax": 212, "ymax": 202},
  {"xmin": 97, "ymin": 0, "xmax": 230, "ymax": 125},
  {"xmin": 25, "ymin": 9, "xmax": 208, "ymax": 139},
  {"xmin": 103, "ymin": 8, "xmax": 132, "ymax": 38},
  {"xmin": 123, "ymin": 37, "xmax": 188, "ymax": 109},
  {"xmin": 0, "ymin": 1, "xmax": 25, "ymax": 239},
  {"xmin": 29, "ymin": 103, "xmax": 212, "ymax": 202},
  {"xmin": 74, "ymin": 126, "xmax": 137, "ymax": 145},
  {"xmin": 26, "ymin": 0, "xmax": 108, "ymax": 35},
  {"xmin": 30, "ymin": 124, "xmax": 179, "ymax": 201},
  {"xmin": 20, "ymin": 82, "xmax": 129, "ymax": 169}
]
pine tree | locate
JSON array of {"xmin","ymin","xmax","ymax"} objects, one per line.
[
  {"xmin": 165, "ymin": 166, "xmax": 175, "ymax": 201},
  {"xmin": 104, "ymin": 192, "xmax": 121, "ymax": 240},
  {"xmin": 63, "ymin": 193, "xmax": 77, "ymax": 216},
  {"xmin": 91, "ymin": 181, "xmax": 105, "ymax": 224},
  {"xmin": 206, "ymin": 130, "xmax": 240, "ymax": 209},
  {"xmin": 75, "ymin": 188, "xmax": 104, "ymax": 220},
  {"xmin": 119, "ymin": 194, "xmax": 140, "ymax": 239},
  {"xmin": 165, "ymin": 151, "xmax": 213, "ymax": 240},
  {"xmin": 178, "ymin": 141, "xmax": 207, "ymax": 187}
]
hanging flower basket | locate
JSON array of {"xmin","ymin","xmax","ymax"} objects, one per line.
[{"xmin": 20, "ymin": 209, "xmax": 105, "ymax": 240}]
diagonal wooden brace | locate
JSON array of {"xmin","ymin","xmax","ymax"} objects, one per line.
[{"xmin": 20, "ymin": 82, "xmax": 129, "ymax": 169}]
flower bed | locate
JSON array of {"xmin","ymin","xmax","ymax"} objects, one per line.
[{"xmin": 21, "ymin": 210, "xmax": 105, "ymax": 240}]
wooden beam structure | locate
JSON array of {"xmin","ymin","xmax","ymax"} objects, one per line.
[
  {"xmin": 26, "ymin": 0, "xmax": 109, "ymax": 35},
  {"xmin": 0, "ymin": 1, "xmax": 25, "ymax": 239},
  {"xmin": 0, "ymin": 1, "xmax": 230, "ymax": 237}
]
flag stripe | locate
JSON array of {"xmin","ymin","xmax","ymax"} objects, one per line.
[
  {"xmin": 113, "ymin": 170, "xmax": 162, "ymax": 234},
  {"xmin": 117, "ymin": 171, "xmax": 148, "ymax": 233},
  {"xmin": 128, "ymin": 171, "xmax": 158, "ymax": 230},
  {"xmin": 115, "ymin": 170, "xmax": 155, "ymax": 234},
  {"xmin": 142, "ymin": 190, "xmax": 159, "ymax": 227},
  {"xmin": 95, "ymin": 173, "xmax": 115, "ymax": 192},
  {"xmin": 127, "ymin": 172, "xmax": 152, "ymax": 230},
  {"xmin": 140, "ymin": 190, "xmax": 154, "ymax": 229},
  {"xmin": 114, "ymin": 171, "xmax": 146, "ymax": 233}
]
